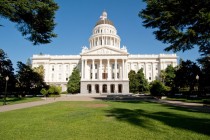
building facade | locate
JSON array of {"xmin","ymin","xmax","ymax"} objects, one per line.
[{"xmin": 32, "ymin": 11, "xmax": 177, "ymax": 94}]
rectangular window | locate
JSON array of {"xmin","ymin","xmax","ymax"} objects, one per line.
[
  {"xmin": 90, "ymin": 64, "xmax": 92, "ymax": 69},
  {"xmin": 117, "ymin": 73, "xmax": 119, "ymax": 79},
  {"xmin": 90, "ymin": 73, "xmax": 92, "ymax": 79},
  {"xmin": 149, "ymin": 73, "xmax": 152, "ymax": 80},
  {"xmin": 66, "ymin": 65, "xmax": 69, "ymax": 71},
  {"xmin": 117, "ymin": 64, "xmax": 119, "ymax": 69},
  {"xmin": 95, "ymin": 73, "xmax": 98, "ymax": 79},
  {"xmin": 112, "ymin": 64, "xmax": 115, "ymax": 69},
  {"xmin": 95, "ymin": 64, "xmax": 97, "ymax": 69},
  {"xmin": 155, "ymin": 65, "xmax": 158, "ymax": 70},
  {"xmin": 102, "ymin": 73, "xmax": 107, "ymax": 79},
  {"xmin": 52, "ymin": 65, "xmax": 54, "ymax": 71},
  {"xmin": 66, "ymin": 73, "xmax": 68, "ymax": 81},
  {"xmin": 112, "ymin": 73, "xmax": 114, "ymax": 79}
]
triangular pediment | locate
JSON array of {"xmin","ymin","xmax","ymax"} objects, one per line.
[{"xmin": 81, "ymin": 46, "xmax": 128, "ymax": 56}]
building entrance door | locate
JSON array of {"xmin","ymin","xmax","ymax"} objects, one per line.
[
  {"xmin": 103, "ymin": 84, "xmax": 107, "ymax": 93},
  {"xmin": 87, "ymin": 84, "xmax": 91, "ymax": 93},
  {"xmin": 111, "ymin": 84, "xmax": 115, "ymax": 93},
  {"xmin": 95, "ymin": 84, "xmax": 99, "ymax": 93}
]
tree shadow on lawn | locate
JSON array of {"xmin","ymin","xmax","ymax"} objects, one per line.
[{"xmin": 106, "ymin": 107, "xmax": 210, "ymax": 136}]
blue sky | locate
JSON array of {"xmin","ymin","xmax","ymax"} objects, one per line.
[{"xmin": 0, "ymin": 0, "xmax": 200, "ymax": 70}]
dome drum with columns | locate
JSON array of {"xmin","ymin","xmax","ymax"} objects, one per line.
[{"xmin": 32, "ymin": 11, "xmax": 177, "ymax": 94}]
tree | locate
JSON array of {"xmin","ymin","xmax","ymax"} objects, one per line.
[
  {"xmin": 140, "ymin": 0, "xmax": 210, "ymax": 56},
  {"xmin": 0, "ymin": 0, "xmax": 59, "ymax": 45},
  {"xmin": 67, "ymin": 68, "xmax": 80, "ymax": 94},
  {"xmin": 197, "ymin": 56, "xmax": 210, "ymax": 92},
  {"xmin": 33, "ymin": 65, "xmax": 45, "ymax": 80},
  {"xmin": 174, "ymin": 60, "xmax": 200, "ymax": 92},
  {"xmin": 150, "ymin": 80, "xmax": 168, "ymax": 97},
  {"xmin": 160, "ymin": 70, "xmax": 166, "ymax": 84},
  {"xmin": 136, "ymin": 69, "xmax": 149, "ymax": 93},
  {"xmin": 128, "ymin": 70, "xmax": 139, "ymax": 93},
  {"xmin": 163, "ymin": 65, "xmax": 176, "ymax": 87},
  {"xmin": 16, "ymin": 61, "xmax": 46, "ymax": 96},
  {"xmin": 0, "ymin": 49, "xmax": 15, "ymax": 94}
]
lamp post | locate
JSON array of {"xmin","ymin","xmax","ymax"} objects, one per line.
[
  {"xmin": 3, "ymin": 76, "xmax": 9, "ymax": 105},
  {"xmin": 196, "ymin": 75, "xmax": 199, "ymax": 92}
]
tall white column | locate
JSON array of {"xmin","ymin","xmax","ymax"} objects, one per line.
[
  {"xmin": 84, "ymin": 59, "xmax": 87, "ymax": 79},
  {"xmin": 99, "ymin": 59, "xmax": 102, "ymax": 80},
  {"xmin": 122, "ymin": 59, "xmax": 124, "ymax": 80},
  {"xmin": 107, "ymin": 59, "xmax": 110, "ymax": 80},
  {"xmin": 115, "ymin": 59, "xmax": 117, "ymax": 80},
  {"xmin": 125, "ymin": 59, "xmax": 128, "ymax": 79},
  {"xmin": 81, "ymin": 59, "xmax": 84, "ymax": 80},
  {"xmin": 144, "ymin": 62, "xmax": 147, "ymax": 79},
  {"xmin": 92, "ymin": 59, "xmax": 95, "ymax": 80}
]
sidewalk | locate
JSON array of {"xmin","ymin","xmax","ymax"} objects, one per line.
[
  {"xmin": 0, "ymin": 94, "xmax": 210, "ymax": 113},
  {"xmin": 151, "ymin": 99, "xmax": 210, "ymax": 113}
]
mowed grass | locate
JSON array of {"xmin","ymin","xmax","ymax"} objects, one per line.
[{"xmin": 0, "ymin": 101, "xmax": 210, "ymax": 140}]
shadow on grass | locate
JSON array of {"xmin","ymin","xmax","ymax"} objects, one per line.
[{"xmin": 106, "ymin": 107, "xmax": 210, "ymax": 136}]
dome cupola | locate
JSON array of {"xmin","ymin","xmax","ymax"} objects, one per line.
[{"xmin": 89, "ymin": 11, "xmax": 121, "ymax": 49}]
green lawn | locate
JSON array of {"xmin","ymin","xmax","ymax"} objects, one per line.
[
  {"xmin": 0, "ymin": 97, "xmax": 42, "ymax": 106},
  {"xmin": 0, "ymin": 101, "xmax": 210, "ymax": 140}
]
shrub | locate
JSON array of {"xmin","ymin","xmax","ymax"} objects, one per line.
[
  {"xmin": 40, "ymin": 88, "xmax": 48, "ymax": 97},
  {"xmin": 150, "ymin": 80, "xmax": 167, "ymax": 96},
  {"xmin": 61, "ymin": 91, "xmax": 68, "ymax": 94}
]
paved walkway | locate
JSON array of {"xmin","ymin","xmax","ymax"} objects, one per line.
[{"xmin": 0, "ymin": 94, "xmax": 210, "ymax": 113}]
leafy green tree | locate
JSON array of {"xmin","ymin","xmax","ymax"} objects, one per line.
[
  {"xmin": 160, "ymin": 70, "xmax": 166, "ymax": 84},
  {"xmin": 136, "ymin": 69, "xmax": 149, "ymax": 93},
  {"xmin": 164, "ymin": 65, "xmax": 176, "ymax": 87},
  {"xmin": 197, "ymin": 56, "xmax": 210, "ymax": 92},
  {"xmin": 16, "ymin": 61, "xmax": 46, "ymax": 96},
  {"xmin": 0, "ymin": 0, "xmax": 59, "ymax": 45},
  {"xmin": 174, "ymin": 60, "xmax": 200, "ymax": 92},
  {"xmin": 33, "ymin": 65, "xmax": 45, "ymax": 80},
  {"xmin": 140, "ymin": 0, "xmax": 210, "ymax": 56},
  {"xmin": 67, "ymin": 68, "xmax": 80, "ymax": 94},
  {"xmin": 0, "ymin": 49, "xmax": 16, "ymax": 94},
  {"xmin": 128, "ymin": 70, "xmax": 139, "ymax": 93},
  {"xmin": 150, "ymin": 80, "xmax": 167, "ymax": 96}
]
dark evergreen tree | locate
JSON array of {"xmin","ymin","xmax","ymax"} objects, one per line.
[
  {"xmin": 0, "ymin": 0, "xmax": 59, "ymax": 45},
  {"xmin": 197, "ymin": 56, "xmax": 210, "ymax": 93},
  {"xmin": 164, "ymin": 65, "xmax": 176, "ymax": 88},
  {"xmin": 140, "ymin": 0, "xmax": 210, "ymax": 56},
  {"xmin": 128, "ymin": 70, "xmax": 139, "ymax": 93},
  {"xmin": 67, "ymin": 68, "xmax": 80, "ymax": 94},
  {"xmin": 0, "ymin": 49, "xmax": 15, "ymax": 94},
  {"xmin": 16, "ymin": 61, "xmax": 46, "ymax": 96},
  {"xmin": 136, "ymin": 69, "xmax": 149, "ymax": 93}
]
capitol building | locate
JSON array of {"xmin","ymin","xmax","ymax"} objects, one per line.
[{"xmin": 32, "ymin": 11, "xmax": 177, "ymax": 94}]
